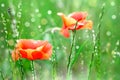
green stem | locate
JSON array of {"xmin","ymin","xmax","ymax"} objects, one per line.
[
  {"xmin": 19, "ymin": 59, "xmax": 25, "ymax": 80},
  {"xmin": 88, "ymin": 32, "xmax": 96, "ymax": 80},
  {"xmin": 67, "ymin": 21, "xmax": 78, "ymax": 78},
  {"xmin": 31, "ymin": 61, "xmax": 35, "ymax": 80},
  {"xmin": 0, "ymin": 70, "xmax": 4, "ymax": 80},
  {"xmin": 88, "ymin": 3, "xmax": 105, "ymax": 80}
]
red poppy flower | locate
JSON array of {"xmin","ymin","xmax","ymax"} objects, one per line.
[
  {"xmin": 57, "ymin": 12, "xmax": 93, "ymax": 38},
  {"xmin": 12, "ymin": 39, "xmax": 52, "ymax": 61}
]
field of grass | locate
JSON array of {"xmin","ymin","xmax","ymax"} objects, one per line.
[{"xmin": 0, "ymin": 0, "xmax": 120, "ymax": 80}]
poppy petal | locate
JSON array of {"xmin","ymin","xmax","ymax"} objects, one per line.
[
  {"xmin": 61, "ymin": 28, "xmax": 70, "ymax": 38},
  {"xmin": 11, "ymin": 50, "xmax": 20, "ymax": 61},
  {"xmin": 80, "ymin": 20, "xmax": 93, "ymax": 30},
  {"xmin": 58, "ymin": 12, "xmax": 76, "ymax": 27},
  {"xmin": 69, "ymin": 12, "xmax": 88, "ymax": 21}
]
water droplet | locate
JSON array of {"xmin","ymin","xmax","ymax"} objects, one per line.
[
  {"xmin": 13, "ymin": 19, "xmax": 16, "ymax": 24},
  {"xmin": 1, "ymin": 45, "xmax": 4, "ymax": 48},
  {"xmin": 5, "ymin": 31, "xmax": 8, "ymax": 34},
  {"xmin": 92, "ymin": 30, "xmax": 95, "ymax": 33},
  {"xmin": 1, "ymin": 3, "xmax": 5, "ymax": 7},
  {"xmin": 30, "ymin": 14, "xmax": 34, "ymax": 17},
  {"xmin": 112, "ymin": 15, "xmax": 116, "ymax": 19},
  {"xmin": 56, "ymin": 47, "xmax": 60, "ymax": 50},
  {"xmin": 0, "ymin": 37, "xmax": 4, "ymax": 41},
  {"xmin": 17, "ymin": 12, "xmax": 21, "ymax": 18},
  {"xmin": 38, "ymin": 25, "xmax": 41, "ymax": 28},
  {"xmin": 110, "ymin": 1, "xmax": 115, "ymax": 6},
  {"xmin": 35, "ymin": 9, "xmax": 39, "ymax": 13},
  {"xmin": 86, "ymin": 35, "xmax": 89, "ymax": 38},
  {"xmin": 63, "ymin": 46, "xmax": 67, "ymax": 50},
  {"xmin": 116, "ymin": 40, "xmax": 119, "ymax": 46},
  {"xmin": 106, "ymin": 31, "xmax": 111, "ymax": 36},
  {"xmin": 95, "ymin": 46, "xmax": 97, "ymax": 49},
  {"xmin": 76, "ymin": 46, "xmax": 79, "ymax": 49},
  {"xmin": 85, "ymin": 30, "xmax": 88, "ymax": 32},
  {"xmin": 31, "ymin": 32, "xmax": 35, "ymax": 36},
  {"xmin": 81, "ymin": 60, "xmax": 84, "ymax": 65},
  {"xmin": 47, "ymin": 10, "xmax": 52, "ymax": 15},
  {"xmin": 25, "ymin": 22, "xmax": 30, "ymax": 27},
  {"xmin": 31, "ymin": 18, "xmax": 35, "ymax": 22},
  {"xmin": 41, "ymin": 18, "xmax": 47, "ymax": 25},
  {"xmin": 18, "ymin": 3, "xmax": 22, "ymax": 8},
  {"xmin": 112, "ymin": 60, "xmax": 115, "ymax": 63},
  {"xmin": 7, "ymin": 39, "xmax": 14, "ymax": 46}
]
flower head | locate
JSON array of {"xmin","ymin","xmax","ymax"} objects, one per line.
[
  {"xmin": 57, "ymin": 12, "xmax": 93, "ymax": 38},
  {"xmin": 12, "ymin": 39, "xmax": 52, "ymax": 61}
]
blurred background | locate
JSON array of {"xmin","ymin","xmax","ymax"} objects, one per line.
[{"xmin": 0, "ymin": 0, "xmax": 120, "ymax": 80}]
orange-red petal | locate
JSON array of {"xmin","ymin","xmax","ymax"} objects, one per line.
[
  {"xmin": 11, "ymin": 39, "xmax": 52, "ymax": 61},
  {"xmin": 61, "ymin": 28, "xmax": 70, "ymax": 38},
  {"xmin": 69, "ymin": 12, "xmax": 87, "ymax": 21}
]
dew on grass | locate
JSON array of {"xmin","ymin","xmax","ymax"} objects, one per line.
[
  {"xmin": 1, "ymin": 3, "xmax": 5, "ymax": 7},
  {"xmin": 76, "ymin": 45, "xmax": 79, "ymax": 49},
  {"xmin": 30, "ymin": 13, "xmax": 35, "ymax": 17},
  {"xmin": 56, "ymin": 47, "xmax": 60, "ymax": 50},
  {"xmin": 35, "ymin": 9, "xmax": 39, "ymax": 13},
  {"xmin": 0, "ymin": 37, "xmax": 4, "ymax": 41},
  {"xmin": 110, "ymin": 1, "xmax": 115, "ymax": 6},
  {"xmin": 112, "ymin": 60, "xmax": 115, "ymax": 64},
  {"xmin": 5, "ymin": 30, "xmax": 8, "ymax": 34},
  {"xmin": 47, "ymin": 10, "xmax": 52, "ymax": 15},
  {"xmin": 7, "ymin": 39, "xmax": 14, "ymax": 46},
  {"xmin": 1, "ymin": 45, "xmax": 4, "ymax": 48},
  {"xmin": 30, "ymin": 32, "xmax": 35, "ymax": 37},
  {"xmin": 116, "ymin": 40, "xmax": 119, "ymax": 46},
  {"xmin": 106, "ymin": 31, "xmax": 111, "ymax": 36},
  {"xmin": 31, "ymin": 17, "xmax": 35, "ymax": 22},
  {"xmin": 17, "ymin": 12, "xmax": 22, "ymax": 18},
  {"xmin": 63, "ymin": 46, "xmax": 67, "ymax": 50},
  {"xmin": 81, "ymin": 60, "xmax": 84, "ymax": 65},
  {"xmin": 41, "ymin": 18, "xmax": 48, "ymax": 25},
  {"xmin": 37, "ymin": 13, "xmax": 42, "ymax": 17},
  {"xmin": 112, "ymin": 15, "xmax": 116, "ymax": 19},
  {"xmin": 92, "ymin": 30, "xmax": 96, "ymax": 44},
  {"xmin": 38, "ymin": 25, "xmax": 41, "ymax": 29},
  {"xmin": 25, "ymin": 21, "xmax": 30, "ymax": 27}
]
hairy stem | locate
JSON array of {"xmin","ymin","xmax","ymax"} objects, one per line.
[
  {"xmin": 67, "ymin": 21, "xmax": 78, "ymax": 75},
  {"xmin": 31, "ymin": 61, "xmax": 35, "ymax": 80}
]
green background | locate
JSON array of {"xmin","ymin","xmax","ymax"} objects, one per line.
[{"xmin": 0, "ymin": 0, "xmax": 120, "ymax": 80}]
